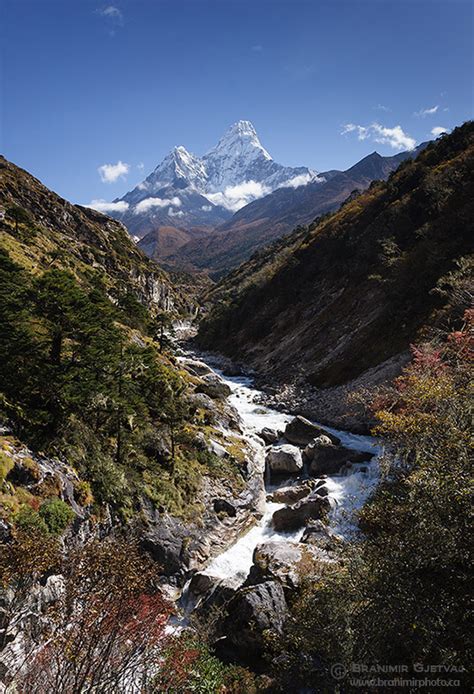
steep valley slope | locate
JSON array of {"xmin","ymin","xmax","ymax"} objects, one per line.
[{"xmin": 197, "ymin": 123, "xmax": 474, "ymax": 431}]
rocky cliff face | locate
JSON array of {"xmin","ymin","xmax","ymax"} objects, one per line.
[
  {"xmin": 0, "ymin": 359, "xmax": 267, "ymax": 686},
  {"xmin": 197, "ymin": 123, "xmax": 474, "ymax": 430}
]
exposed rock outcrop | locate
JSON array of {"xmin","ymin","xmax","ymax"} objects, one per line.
[
  {"xmin": 284, "ymin": 416, "xmax": 340, "ymax": 447},
  {"xmin": 265, "ymin": 444, "xmax": 303, "ymax": 474},
  {"xmin": 195, "ymin": 374, "xmax": 232, "ymax": 400},
  {"xmin": 246, "ymin": 541, "xmax": 303, "ymax": 591},
  {"xmin": 272, "ymin": 494, "xmax": 330, "ymax": 532},
  {"xmin": 219, "ymin": 580, "xmax": 287, "ymax": 662}
]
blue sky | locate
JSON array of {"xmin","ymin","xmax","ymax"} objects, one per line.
[{"xmin": 1, "ymin": 0, "xmax": 473, "ymax": 205}]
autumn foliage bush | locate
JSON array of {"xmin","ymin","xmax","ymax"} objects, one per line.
[{"xmin": 17, "ymin": 539, "xmax": 173, "ymax": 693}]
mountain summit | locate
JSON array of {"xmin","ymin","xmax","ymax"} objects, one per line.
[{"xmin": 103, "ymin": 121, "xmax": 319, "ymax": 238}]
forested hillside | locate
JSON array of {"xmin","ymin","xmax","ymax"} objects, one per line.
[
  {"xmin": 0, "ymin": 158, "xmax": 267, "ymax": 690},
  {"xmin": 0, "ymin": 157, "xmax": 259, "ymax": 558}
]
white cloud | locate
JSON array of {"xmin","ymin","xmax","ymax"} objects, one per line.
[
  {"xmin": 280, "ymin": 173, "xmax": 320, "ymax": 189},
  {"xmin": 168, "ymin": 208, "xmax": 185, "ymax": 218},
  {"xmin": 137, "ymin": 162, "xmax": 145, "ymax": 171},
  {"xmin": 371, "ymin": 123, "xmax": 416, "ymax": 151},
  {"xmin": 342, "ymin": 122, "xmax": 416, "ymax": 151},
  {"xmin": 431, "ymin": 126, "xmax": 450, "ymax": 136},
  {"xmin": 98, "ymin": 160, "xmax": 129, "ymax": 183},
  {"xmin": 86, "ymin": 199, "xmax": 129, "ymax": 214},
  {"xmin": 201, "ymin": 205, "xmax": 212, "ymax": 211},
  {"xmin": 206, "ymin": 180, "xmax": 271, "ymax": 212},
  {"xmin": 414, "ymin": 105, "xmax": 439, "ymax": 117},
  {"xmin": 96, "ymin": 6, "xmax": 123, "ymax": 36},
  {"xmin": 97, "ymin": 5, "xmax": 123, "ymax": 23},
  {"xmin": 374, "ymin": 104, "xmax": 391, "ymax": 112},
  {"xmin": 134, "ymin": 196, "xmax": 181, "ymax": 214},
  {"xmin": 341, "ymin": 123, "xmax": 369, "ymax": 141}
]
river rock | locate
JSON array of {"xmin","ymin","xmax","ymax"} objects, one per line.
[
  {"xmin": 266, "ymin": 444, "xmax": 303, "ymax": 473},
  {"xmin": 195, "ymin": 374, "xmax": 231, "ymax": 400},
  {"xmin": 284, "ymin": 416, "xmax": 340, "ymax": 447},
  {"xmin": 259, "ymin": 427, "xmax": 280, "ymax": 444},
  {"xmin": 309, "ymin": 442, "xmax": 370, "ymax": 476},
  {"xmin": 272, "ymin": 494, "xmax": 330, "ymax": 532},
  {"xmin": 301, "ymin": 520, "xmax": 341, "ymax": 552},
  {"xmin": 303, "ymin": 434, "xmax": 334, "ymax": 460},
  {"xmin": 222, "ymin": 363, "xmax": 244, "ymax": 377},
  {"xmin": 247, "ymin": 541, "xmax": 303, "ymax": 590},
  {"xmin": 183, "ymin": 572, "xmax": 238, "ymax": 619},
  {"xmin": 269, "ymin": 480, "xmax": 316, "ymax": 504},
  {"xmin": 220, "ymin": 580, "xmax": 287, "ymax": 661},
  {"xmin": 181, "ymin": 358, "xmax": 214, "ymax": 377}
]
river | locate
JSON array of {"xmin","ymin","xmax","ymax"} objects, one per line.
[{"xmin": 184, "ymin": 354, "xmax": 381, "ymax": 591}]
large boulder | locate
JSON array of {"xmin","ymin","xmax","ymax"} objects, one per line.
[
  {"xmin": 272, "ymin": 494, "xmax": 330, "ymax": 532},
  {"xmin": 247, "ymin": 541, "xmax": 303, "ymax": 590},
  {"xmin": 269, "ymin": 480, "xmax": 316, "ymax": 504},
  {"xmin": 284, "ymin": 416, "xmax": 340, "ymax": 447},
  {"xmin": 259, "ymin": 427, "xmax": 281, "ymax": 445},
  {"xmin": 181, "ymin": 358, "xmax": 214, "ymax": 377},
  {"xmin": 185, "ymin": 572, "xmax": 236, "ymax": 613},
  {"xmin": 301, "ymin": 520, "xmax": 341, "ymax": 552},
  {"xmin": 266, "ymin": 444, "xmax": 303, "ymax": 474},
  {"xmin": 309, "ymin": 442, "xmax": 371, "ymax": 476},
  {"xmin": 303, "ymin": 435, "xmax": 334, "ymax": 460},
  {"xmin": 220, "ymin": 580, "xmax": 287, "ymax": 661},
  {"xmin": 141, "ymin": 516, "xmax": 195, "ymax": 576},
  {"xmin": 195, "ymin": 374, "xmax": 231, "ymax": 400}
]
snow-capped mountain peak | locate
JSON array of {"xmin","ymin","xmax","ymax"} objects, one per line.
[
  {"xmin": 104, "ymin": 120, "xmax": 320, "ymax": 236},
  {"xmin": 148, "ymin": 145, "xmax": 207, "ymax": 191},
  {"xmin": 202, "ymin": 120, "xmax": 274, "ymax": 192},
  {"xmin": 206, "ymin": 119, "xmax": 272, "ymax": 161}
]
